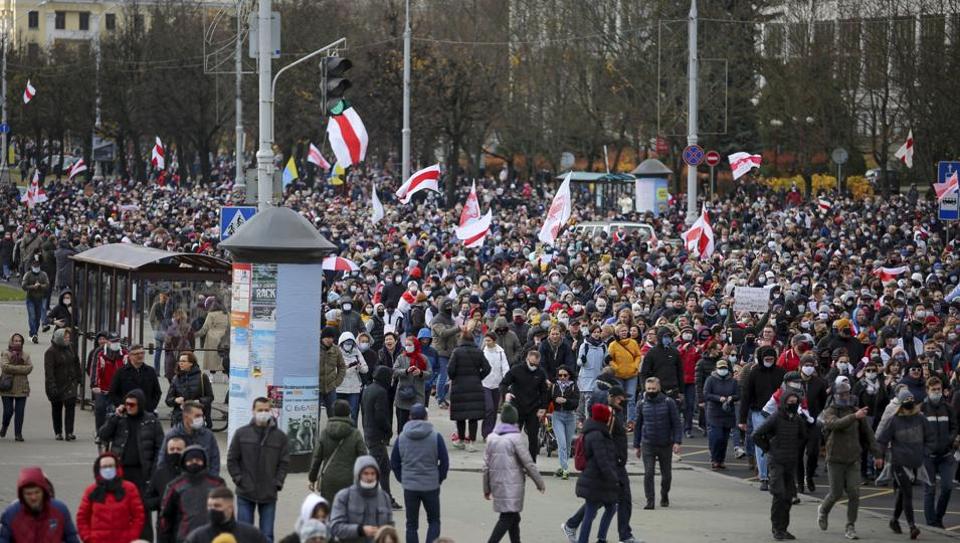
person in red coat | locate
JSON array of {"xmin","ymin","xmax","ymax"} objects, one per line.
[
  {"xmin": 76, "ymin": 452, "xmax": 145, "ymax": 543},
  {"xmin": 0, "ymin": 466, "xmax": 79, "ymax": 542}
]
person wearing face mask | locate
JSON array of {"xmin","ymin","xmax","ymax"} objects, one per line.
[
  {"xmin": 166, "ymin": 351, "xmax": 214, "ymax": 428},
  {"xmin": 158, "ymin": 445, "xmax": 226, "ymax": 543},
  {"xmin": 45, "ymin": 327, "xmax": 82, "ymax": 442},
  {"xmin": 0, "ymin": 333, "xmax": 32, "ymax": 442},
  {"xmin": 93, "ymin": 333, "xmax": 128, "ymax": 437},
  {"xmin": 876, "ymin": 389, "xmax": 934, "ymax": 540},
  {"xmin": 919, "ymin": 377, "xmax": 957, "ymax": 529},
  {"xmin": 380, "ymin": 273, "xmax": 406, "ymax": 310},
  {"xmin": 677, "ymin": 326, "xmax": 702, "ymax": 439},
  {"xmin": 794, "ymin": 355, "xmax": 828, "ymax": 494},
  {"xmin": 633, "ymin": 377, "xmax": 682, "ymax": 509},
  {"xmin": 702, "ymin": 359, "xmax": 739, "ymax": 470},
  {"xmin": 226, "ymin": 397, "xmax": 290, "ymax": 542},
  {"xmin": 576, "ymin": 325, "xmax": 607, "ymax": 424},
  {"xmin": 639, "ymin": 327, "xmax": 683, "ymax": 405},
  {"xmin": 817, "ymin": 319, "xmax": 865, "ymax": 368},
  {"xmin": 20, "ymin": 254, "xmax": 49, "ymax": 343},
  {"xmin": 45, "ymin": 290, "xmax": 74, "ymax": 331},
  {"xmin": 183, "ymin": 486, "xmax": 267, "ymax": 543},
  {"xmin": 738, "ymin": 346, "xmax": 786, "ymax": 491},
  {"xmin": 319, "ymin": 327, "xmax": 348, "ymax": 420},
  {"xmin": 752, "ymin": 392, "xmax": 807, "ymax": 541},
  {"xmin": 76, "ymin": 452, "xmax": 145, "ymax": 543},
  {"xmin": 328, "ymin": 456, "xmax": 394, "ymax": 543},
  {"xmin": 158, "ymin": 402, "xmax": 221, "ymax": 477},
  {"xmin": 898, "ymin": 363, "xmax": 927, "ymax": 404},
  {"xmin": 416, "ymin": 329, "xmax": 439, "ymax": 406},
  {"xmin": 429, "ymin": 300, "xmax": 460, "ymax": 409},
  {"xmin": 337, "ymin": 333, "xmax": 369, "ymax": 422},
  {"xmin": 393, "ymin": 337, "xmax": 431, "ymax": 432},
  {"xmin": 339, "ymin": 298, "xmax": 365, "ymax": 338},
  {"xmin": 144, "ymin": 437, "xmax": 187, "ymax": 533}
]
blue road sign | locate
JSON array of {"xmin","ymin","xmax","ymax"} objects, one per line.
[
  {"xmin": 0, "ymin": 123, "xmax": 10, "ymax": 134},
  {"xmin": 220, "ymin": 206, "xmax": 257, "ymax": 241},
  {"xmin": 682, "ymin": 144, "xmax": 704, "ymax": 166},
  {"xmin": 938, "ymin": 161, "xmax": 960, "ymax": 221}
]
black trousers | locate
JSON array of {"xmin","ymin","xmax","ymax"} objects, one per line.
[
  {"xmin": 50, "ymin": 399, "xmax": 75, "ymax": 436},
  {"xmin": 488, "ymin": 512, "xmax": 520, "ymax": 543},
  {"xmin": 456, "ymin": 419, "xmax": 478, "ymax": 442},
  {"xmin": 769, "ymin": 461, "xmax": 797, "ymax": 533},
  {"xmin": 796, "ymin": 424, "xmax": 821, "ymax": 484},
  {"xmin": 641, "ymin": 444, "xmax": 672, "ymax": 502},
  {"xmin": 368, "ymin": 439, "xmax": 393, "ymax": 499},
  {"xmin": 893, "ymin": 465, "xmax": 916, "ymax": 526},
  {"xmin": 516, "ymin": 410, "xmax": 540, "ymax": 461}
]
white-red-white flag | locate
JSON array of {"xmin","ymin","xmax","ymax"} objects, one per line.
[
  {"xmin": 396, "ymin": 164, "xmax": 441, "ymax": 204},
  {"xmin": 935, "ymin": 171, "xmax": 959, "ymax": 201},
  {"xmin": 895, "ymin": 130, "xmax": 914, "ymax": 168},
  {"xmin": 24, "ymin": 170, "xmax": 47, "ymax": 208},
  {"xmin": 326, "ymin": 106, "xmax": 368, "ymax": 167},
  {"xmin": 67, "ymin": 159, "xmax": 87, "ymax": 180},
  {"xmin": 538, "ymin": 172, "xmax": 573, "ymax": 246},
  {"xmin": 371, "ymin": 182, "xmax": 385, "ymax": 224},
  {"xmin": 22, "ymin": 80, "xmax": 35, "ymax": 104},
  {"xmin": 307, "ymin": 143, "xmax": 331, "ymax": 170},
  {"xmin": 817, "ymin": 197, "xmax": 832, "ymax": 212},
  {"xmin": 455, "ymin": 182, "xmax": 492, "ymax": 247},
  {"xmin": 151, "ymin": 137, "xmax": 165, "ymax": 170},
  {"xmin": 728, "ymin": 152, "xmax": 762, "ymax": 181},
  {"xmin": 459, "ymin": 181, "xmax": 481, "ymax": 225},
  {"xmin": 683, "ymin": 205, "xmax": 715, "ymax": 259},
  {"xmin": 872, "ymin": 266, "xmax": 909, "ymax": 283}
]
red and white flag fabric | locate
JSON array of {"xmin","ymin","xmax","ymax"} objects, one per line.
[
  {"xmin": 895, "ymin": 130, "xmax": 914, "ymax": 168},
  {"xmin": 326, "ymin": 106, "xmax": 368, "ymax": 167},
  {"xmin": 307, "ymin": 143, "xmax": 331, "ymax": 170},
  {"xmin": 22, "ymin": 80, "xmax": 35, "ymax": 104},
  {"xmin": 151, "ymin": 137, "xmax": 165, "ymax": 170},
  {"xmin": 396, "ymin": 164, "xmax": 440, "ymax": 204},
  {"xmin": 322, "ymin": 256, "xmax": 359, "ymax": 273},
  {"xmin": 67, "ymin": 159, "xmax": 87, "ymax": 180},
  {"xmin": 728, "ymin": 152, "xmax": 762, "ymax": 181},
  {"xmin": 683, "ymin": 205, "xmax": 715, "ymax": 259},
  {"xmin": 371, "ymin": 182, "xmax": 385, "ymax": 224},
  {"xmin": 24, "ymin": 170, "xmax": 47, "ymax": 208},
  {"xmin": 455, "ymin": 181, "xmax": 492, "ymax": 248},
  {"xmin": 538, "ymin": 172, "xmax": 573, "ymax": 246},
  {"xmin": 934, "ymin": 170, "xmax": 958, "ymax": 201},
  {"xmin": 817, "ymin": 197, "xmax": 832, "ymax": 212},
  {"xmin": 872, "ymin": 266, "xmax": 909, "ymax": 283}
]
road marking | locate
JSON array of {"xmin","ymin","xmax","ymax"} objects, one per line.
[{"xmin": 836, "ymin": 488, "xmax": 892, "ymax": 505}]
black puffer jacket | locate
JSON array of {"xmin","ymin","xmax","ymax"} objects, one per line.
[
  {"xmin": 227, "ymin": 417, "xmax": 290, "ymax": 503},
  {"xmin": 575, "ymin": 418, "xmax": 620, "ymax": 505},
  {"xmin": 752, "ymin": 392, "xmax": 808, "ymax": 465},
  {"xmin": 639, "ymin": 333, "xmax": 683, "ymax": 395},
  {"xmin": 44, "ymin": 329, "xmax": 81, "ymax": 401},
  {"xmin": 361, "ymin": 367, "xmax": 393, "ymax": 443},
  {"xmin": 109, "ymin": 361, "xmax": 163, "ymax": 412},
  {"xmin": 165, "ymin": 366, "xmax": 214, "ymax": 423},
  {"xmin": 447, "ymin": 340, "xmax": 491, "ymax": 421},
  {"xmin": 97, "ymin": 390, "xmax": 165, "ymax": 482}
]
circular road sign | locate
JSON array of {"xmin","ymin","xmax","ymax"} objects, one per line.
[
  {"xmin": 831, "ymin": 147, "xmax": 849, "ymax": 165},
  {"xmin": 682, "ymin": 144, "xmax": 705, "ymax": 166},
  {"xmin": 705, "ymin": 150, "xmax": 721, "ymax": 167}
]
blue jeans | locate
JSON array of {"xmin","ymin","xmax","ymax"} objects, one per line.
[
  {"xmin": 25, "ymin": 297, "xmax": 45, "ymax": 337},
  {"xmin": 682, "ymin": 383, "xmax": 697, "ymax": 432},
  {"xmin": 320, "ymin": 389, "xmax": 338, "ymax": 419},
  {"xmin": 93, "ymin": 393, "xmax": 113, "ymax": 436},
  {"xmin": 337, "ymin": 392, "xmax": 361, "ymax": 423},
  {"xmin": 153, "ymin": 332, "xmax": 164, "ymax": 373},
  {"xmin": 1, "ymin": 396, "xmax": 25, "ymax": 436},
  {"xmin": 237, "ymin": 496, "xmax": 277, "ymax": 542},
  {"xmin": 552, "ymin": 410, "xmax": 576, "ymax": 471},
  {"xmin": 432, "ymin": 356, "xmax": 449, "ymax": 403},
  {"xmin": 576, "ymin": 500, "xmax": 616, "ymax": 543},
  {"xmin": 707, "ymin": 424, "xmax": 732, "ymax": 463},
  {"xmin": 923, "ymin": 454, "xmax": 956, "ymax": 525},
  {"xmin": 618, "ymin": 376, "xmax": 638, "ymax": 422},
  {"xmin": 403, "ymin": 488, "xmax": 441, "ymax": 543},
  {"xmin": 750, "ymin": 410, "xmax": 768, "ymax": 480}
]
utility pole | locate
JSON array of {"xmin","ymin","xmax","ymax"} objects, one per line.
[
  {"xmin": 401, "ymin": 0, "xmax": 411, "ymax": 184},
  {"xmin": 91, "ymin": 14, "xmax": 102, "ymax": 181},
  {"xmin": 685, "ymin": 0, "xmax": 699, "ymax": 225},
  {"xmin": 255, "ymin": 0, "xmax": 273, "ymax": 210},
  {"xmin": 0, "ymin": 5, "xmax": 8, "ymax": 178},
  {"xmin": 234, "ymin": 1, "xmax": 244, "ymax": 191}
]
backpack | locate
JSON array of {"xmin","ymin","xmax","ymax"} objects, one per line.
[{"xmin": 573, "ymin": 434, "xmax": 587, "ymax": 471}]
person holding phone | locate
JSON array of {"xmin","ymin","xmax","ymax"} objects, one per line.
[{"xmin": 337, "ymin": 332, "xmax": 368, "ymax": 422}]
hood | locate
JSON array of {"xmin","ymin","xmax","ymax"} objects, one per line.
[
  {"xmin": 779, "ymin": 391, "xmax": 800, "ymax": 412},
  {"xmin": 401, "ymin": 419, "xmax": 434, "ymax": 440},
  {"xmin": 298, "ymin": 493, "xmax": 328, "ymax": 525},
  {"xmin": 323, "ymin": 417, "xmax": 357, "ymax": 440},
  {"xmin": 57, "ymin": 290, "xmax": 72, "ymax": 306},
  {"xmin": 404, "ymin": 337, "xmax": 423, "ymax": 357},
  {"xmin": 494, "ymin": 317, "xmax": 509, "ymax": 330},
  {"xmin": 93, "ymin": 451, "xmax": 124, "ymax": 481},
  {"xmin": 373, "ymin": 365, "xmax": 392, "ymax": 388},
  {"xmin": 17, "ymin": 466, "xmax": 52, "ymax": 503},
  {"xmin": 52, "ymin": 328, "xmax": 69, "ymax": 347},
  {"xmin": 180, "ymin": 444, "xmax": 209, "ymax": 469},
  {"xmin": 124, "ymin": 389, "xmax": 147, "ymax": 417},
  {"xmin": 582, "ymin": 418, "xmax": 610, "ymax": 437},
  {"xmin": 338, "ymin": 332, "xmax": 357, "ymax": 346},
  {"xmin": 352, "ymin": 455, "xmax": 380, "ymax": 484},
  {"xmin": 417, "ymin": 328, "xmax": 432, "ymax": 340}
]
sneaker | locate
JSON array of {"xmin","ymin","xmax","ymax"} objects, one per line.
[
  {"xmin": 643, "ymin": 501, "xmax": 654, "ymax": 510},
  {"xmin": 65, "ymin": 434, "xmax": 76, "ymax": 441},
  {"xmin": 909, "ymin": 525, "xmax": 920, "ymax": 540},
  {"xmin": 735, "ymin": 446, "xmax": 746, "ymax": 458},
  {"xmin": 791, "ymin": 496, "xmax": 801, "ymax": 505},
  {"xmin": 717, "ymin": 463, "xmax": 727, "ymax": 470},
  {"xmin": 844, "ymin": 525, "xmax": 858, "ymax": 540},
  {"xmin": 55, "ymin": 434, "xmax": 63, "ymax": 441},
  {"xmin": 561, "ymin": 522, "xmax": 577, "ymax": 543},
  {"xmin": 660, "ymin": 497, "xmax": 669, "ymax": 507},
  {"xmin": 711, "ymin": 462, "xmax": 720, "ymax": 470},
  {"xmin": 561, "ymin": 470, "xmax": 570, "ymax": 480},
  {"xmin": 14, "ymin": 436, "xmax": 23, "ymax": 442},
  {"xmin": 31, "ymin": 335, "xmax": 38, "ymax": 344},
  {"xmin": 781, "ymin": 532, "xmax": 796, "ymax": 540},
  {"xmin": 391, "ymin": 498, "xmax": 403, "ymax": 510},
  {"xmin": 453, "ymin": 440, "xmax": 465, "ymax": 450},
  {"xmin": 889, "ymin": 519, "xmax": 902, "ymax": 534},
  {"xmin": 555, "ymin": 468, "xmax": 564, "ymax": 478},
  {"xmin": 0, "ymin": 426, "xmax": 7, "ymax": 438},
  {"xmin": 465, "ymin": 440, "xmax": 477, "ymax": 453},
  {"xmin": 684, "ymin": 430, "xmax": 693, "ymax": 439},
  {"xmin": 759, "ymin": 480, "xmax": 769, "ymax": 491},
  {"xmin": 773, "ymin": 530, "xmax": 785, "ymax": 541},
  {"xmin": 929, "ymin": 520, "xmax": 946, "ymax": 529},
  {"xmin": 817, "ymin": 505, "xmax": 828, "ymax": 531}
]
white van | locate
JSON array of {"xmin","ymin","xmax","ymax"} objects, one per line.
[{"xmin": 571, "ymin": 221, "xmax": 656, "ymax": 242}]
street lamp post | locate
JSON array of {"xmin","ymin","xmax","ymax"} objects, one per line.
[
  {"xmin": 401, "ymin": 0, "xmax": 411, "ymax": 184},
  {"xmin": 685, "ymin": 0, "xmax": 699, "ymax": 225},
  {"xmin": 255, "ymin": 0, "xmax": 273, "ymax": 211}
]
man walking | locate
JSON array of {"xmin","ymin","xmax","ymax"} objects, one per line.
[
  {"xmin": 109, "ymin": 344, "xmax": 162, "ymax": 413},
  {"xmin": 158, "ymin": 445, "xmax": 226, "ymax": 543},
  {"xmin": 227, "ymin": 397, "xmax": 290, "ymax": 542},
  {"xmin": 184, "ymin": 486, "xmax": 267, "ymax": 543},
  {"xmin": 320, "ymin": 327, "xmax": 347, "ymax": 418},
  {"xmin": 158, "ymin": 401, "xmax": 221, "ymax": 476},
  {"xmin": 817, "ymin": 381, "xmax": 881, "ymax": 540},
  {"xmin": 754, "ymin": 392, "xmax": 807, "ymax": 541},
  {"xmin": 429, "ymin": 299, "xmax": 460, "ymax": 408},
  {"xmin": 634, "ymin": 377, "xmax": 682, "ymax": 509},
  {"xmin": 739, "ymin": 345, "xmax": 786, "ymax": 491},
  {"xmin": 390, "ymin": 404, "xmax": 449, "ymax": 543},
  {"xmin": 20, "ymin": 255, "xmax": 48, "ymax": 343},
  {"xmin": 499, "ymin": 350, "xmax": 549, "ymax": 461},
  {"xmin": 920, "ymin": 377, "xmax": 957, "ymax": 529},
  {"xmin": 362, "ymin": 366, "xmax": 399, "ymax": 509}
]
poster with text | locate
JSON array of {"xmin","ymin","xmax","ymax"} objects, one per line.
[{"xmin": 280, "ymin": 385, "xmax": 320, "ymax": 455}]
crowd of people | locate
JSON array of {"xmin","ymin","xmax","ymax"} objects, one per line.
[{"xmin": 1, "ymin": 162, "xmax": 959, "ymax": 542}]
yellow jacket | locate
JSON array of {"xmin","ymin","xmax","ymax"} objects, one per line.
[{"xmin": 608, "ymin": 338, "xmax": 642, "ymax": 379}]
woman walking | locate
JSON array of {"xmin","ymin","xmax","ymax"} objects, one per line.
[
  {"xmin": 876, "ymin": 389, "xmax": 932, "ymax": 539},
  {"xmin": 45, "ymin": 327, "xmax": 81, "ymax": 440},
  {"xmin": 165, "ymin": 351, "xmax": 214, "ymax": 426},
  {"xmin": 338, "ymin": 332, "xmax": 368, "ymax": 422},
  {"xmin": 576, "ymin": 325, "xmax": 607, "ymax": 424},
  {"xmin": 196, "ymin": 297, "xmax": 228, "ymax": 375},
  {"xmin": 163, "ymin": 309, "xmax": 194, "ymax": 381},
  {"xmin": 551, "ymin": 365, "xmax": 579, "ymax": 478},
  {"xmin": 483, "ymin": 403, "xmax": 545, "ymax": 543},
  {"xmin": 481, "ymin": 332, "xmax": 511, "ymax": 440},
  {"xmin": 702, "ymin": 359, "xmax": 739, "ymax": 469},
  {"xmin": 308, "ymin": 400, "xmax": 369, "ymax": 502},
  {"xmin": 448, "ymin": 325, "xmax": 491, "ymax": 451},
  {"xmin": 393, "ymin": 336, "xmax": 431, "ymax": 431},
  {"xmin": 569, "ymin": 403, "xmax": 619, "ymax": 543},
  {"xmin": 76, "ymin": 452, "xmax": 145, "ymax": 543},
  {"xmin": 0, "ymin": 333, "xmax": 32, "ymax": 441}
]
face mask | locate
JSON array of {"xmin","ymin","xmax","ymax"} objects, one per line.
[
  {"xmin": 834, "ymin": 396, "xmax": 852, "ymax": 407},
  {"xmin": 190, "ymin": 417, "xmax": 205, "ymax": 430},
  {"xmin": 728, "ymin": 355, "xmax": 737, "ymax": 363},
  {"xmin": 359, "ymin": 479, "xmax": 378, "ymax": 490},
  {"xmin": 63, "ymin": 298, "xmax": 71, "ymax": 306},
  {"xmin": 801, "ymin": 366, "xmax": 815, "ymax": 376},
  {"xmin": 166, "ymin": 453, "xmax": 182, "ymax": 467},
  {"xmin": 645, "ymin": 391, "xmax": 659, "ymax": 400},
  {"xmin": 901, "ymin": 401, "xmax": 916, "ymax": 410},
  {"xmin": 404, "ymin": 345, "xmax": 415, "ymax": 353},
  {"xmin": 31, "ymin": 267, "xmax": 40, "ymax": 273},
  {"xmin": 99, "ymin": 467, "xmax": 117, "ymax": 481},
  {"xmin": 800, "ymin": 321, "xmax": 810, "ymax": 329},
  {"xmin": 514, "ymin": 316, "xmax": 524, "ymax": 324},
  {"xmin": 208, "ymin": 509, "xmax": 228, "ymax": 527},
  {"xmin": 930, "ymin": 392, "xmax": 943, "ymax": 403},
  {"xmin": 342, "ymin": 303, "xmax": 352, "ymax": 312},
  {"xmin": 786, "ymin": 403, "xmax": 799, "ymax": 413},
  {"xmin": 109, "ymin": 342, "xmax": 121, "ymax": 351},
  {"xmin": 184, "ymin": 462, "xmax": 205, "ymax": 474},
  {"xmin": 661, "ymin": 337, "xmax": 673, "ymax": 347},
  {"xmin": 717, "ymin": 368, "xmax": 730, "ymax": 377},
  {"xmin": 681, "ymin": 333, "xmax": 693, "ymax": 341},
  {"xmin": 763, "ymin": 359, "xmax": 775, "ymax": 368},
  {"xmin": 359, "ymin": 342, "xmax": 371, "ymax": 352},
  {"xmin": 254, "ymin": 411, "xmax": 272, "ymax": 425},
  {"xmin": 865, "ymin": 371, "xmax": 878, "ymax": 380},
  {"xmin": 526, "ymin": 362, "xmax": 538, "ymax": 372}
]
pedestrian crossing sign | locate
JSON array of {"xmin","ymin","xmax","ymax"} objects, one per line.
[{"xmin": 219, "ymin": 206, "xmax": 257, "ymax": 241}]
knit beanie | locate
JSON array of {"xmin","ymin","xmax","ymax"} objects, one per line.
[
  {"xmin": 591, "ymin": 403, "xmax": 612, "ymax": 424},
  {"xmin": 321, "ymin": 327, "xmax": 338, "ymax": 340},
  {"xmin": 500, "ymin": 403, "xmax": 519, "ymax": 425}
]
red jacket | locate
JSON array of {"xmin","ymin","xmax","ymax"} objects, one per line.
[
  {"xmin": 92, "ymin": 350, "xmax": 126, "ymax": 391},
  {"xmin": 76, "ymin": 456, "xmax": 145, "ymax": 543},
  {"xmin": 678, "ymin": 341, "xmax": 701, "ymax": 385},
  {"xmin": 777, "ymin": 348, "xmax": 801, "ymax": 372},
  {"xmin": 0, "ymin": 467, "xmax": 79, "ymax": 543}
]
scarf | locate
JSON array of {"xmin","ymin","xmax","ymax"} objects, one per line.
[{"xmin": 89, "ymin": 477, "xmax": 125, "ymax": 503}]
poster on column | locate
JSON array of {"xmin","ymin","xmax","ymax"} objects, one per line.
[
  {"xmin": 228, "ymin": 263, "xmax": 252, "ymax": 443},
  {"xmin": 279, "ymin": 383, "xmax": 320, "ymax": 455},
  {"xmin": 250, "ymin": 263, "xmax": 278, "ymax": 387}
]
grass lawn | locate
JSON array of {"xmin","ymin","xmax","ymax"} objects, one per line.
[{"xmin": 0, "ymin": 284, "xmax": 25, "ymax": 302}]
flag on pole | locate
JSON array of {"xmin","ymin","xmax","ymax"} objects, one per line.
[
  {"xmin": 24, "ymin": 170, "xmax": 47, "ymax": 208},
  {"xmin": 683, "ymin": 205, "xmax": 715, "ymax": 259},
  {"xmin": 326, "ymin": 105, "xmax": 369, "ymax": 167},
  {"xmin": 455, "ymin": 182, "xmax": 492, "ymax": 247},
  {"xmin": 872, "ymin": 266, "xmax": 909, "ymax": 283},
  {"xmin": 934, "ymin": 171, "xmax": 958, "ymax": 201},
  {"xmin": 538, "ymin": 172, "xmax": 573, "ymax": 246},
  {"xmin": 728, "ymin": 152, "xmax": 762, "ymax": 181},
  {"xmin": 371, "ymin": 182, "xmax": 385, "ymax": 224},
  {"xmin": 817, "ymin": 197, "xmax": 832, "ymax": 212},
  {"xmin": 895, "ymin": 130, "xmax": 914, "ymax": 168},
  {"xmin": 307, "ymin": 143, "xmax": 331, "ymax": 170},
  {"xmin": 151, "ymin": 137, "xmax": 165, "ymax": 169},
  {"xmin": 396, "ymin": 164, "xmax": 441, "ymax": 204},
  {"xmin": 67, "ymin": 159, "xmax": 87, "ymax": 180},
  {"xmin": 281, "ymin": 156, "xmax": 299, "ymax": 187},
  {"xmin": 22, "ymin": 80, "xmax": 35, "ymax": 104}
]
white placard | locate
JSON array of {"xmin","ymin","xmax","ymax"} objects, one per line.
[{"xmin": 733, "ymin": 286, "xmax": 771, "ymax": 313}]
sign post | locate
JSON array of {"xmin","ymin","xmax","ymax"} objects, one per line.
[
  {"xmin": 705, "ymin": 150, "xmax": 720, "ymax": 197},
  {"xmin": 831, "ymin": 147, "xmax": 848, "ymax": 194},
  {"xmin": 939, "ymin": 161, "xmax": 960, "ymax": 222},
  {"xmin": 220, "ymin": 206, "xmax": 258, "ymax": 241}
]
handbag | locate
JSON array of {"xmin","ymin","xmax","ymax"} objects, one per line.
[{"xmin": 0, "ymin": 374, "xmax": 14, "ymax": 392}]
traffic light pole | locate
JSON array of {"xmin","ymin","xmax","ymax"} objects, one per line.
[{"xmin": 269, "ymin": 37, "xmax": 346, "ymax": 142}]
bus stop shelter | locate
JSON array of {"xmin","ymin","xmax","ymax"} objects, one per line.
[{"xmin": 556, "ymin": 171, "xmax": 638, "ymax": 212}]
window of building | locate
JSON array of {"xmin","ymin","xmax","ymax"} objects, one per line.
[
  {"xmin": 105, "ymin": 13, "xmax": 116, "ymax": 31},
  {"xmin": 79, "ymin": 12, "xmax": 90, "ymax": 31},
  {"xmin": 55, "ymin": 11, "xmax": 65, "ymax": 30},
  {"xmin": 27, "ymin": 11, "xmax": 38, "ymax": 29}
]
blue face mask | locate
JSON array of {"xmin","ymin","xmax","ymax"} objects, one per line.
[
  {"xmin": 661, "ymin": 336, "xmax": 673, "ymax": 348},
  {"xmin": 720, "ymin": 308, "xmax": 728, "ymax": 317},
  {"xmin": 99, "ymin": 467, "xmax": 117, "ymax": 481}
]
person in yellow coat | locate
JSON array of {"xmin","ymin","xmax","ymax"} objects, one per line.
[{"xmin": 607, "ymin": 324, "xmax": 643, "ymax": 420}]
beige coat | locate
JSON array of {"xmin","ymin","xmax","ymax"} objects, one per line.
[
  {"xmin": 0, "ymin": 350, "xmax": 33, "ymax": 397},
  {"xmin": 197, "ymin": 310, "xmax": 229, "ymax": 371}
]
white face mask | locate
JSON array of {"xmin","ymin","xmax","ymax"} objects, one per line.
[
  {"xmin": 63, "ymin": 298, "xmax": 72, "ymax": 306},
  {"xmin": 190, "ymin": 417, "xmax": 205, "ymax": 430},
  {"xmin": 763, "ymin": 359, "xmax": 775, "ymax": 368},
  {"xmin": 526, "ymin": 362, "xmax": 538, "ymax": 372},
  {"xmin": 343, "ymin": 342, "xmax": 354, "ymax": 352},
  {"xmin": 109, "ymin": 342, "xmax": 121, "ymax": 351},
  {"xmin": 254, "ymin": 411, "xmax": 272, "ymax": 425},
  {"xmin": 359, "ymin": 479, "xmax": 378, "ymax": 490},
  {"xmin": 681, "ymin": 333, "xmax": 693, "ymax": 341},
  {"xmin": 717, "ymin": 368, "xmax": 730, "ymax": 377},
  {"xmin": 404, "ymin": 345, "xmax": 415, "ymax": 353},
  {"xmin": 801, "ymin": 366, "xmax": 815, "ymax": 376},
  {"xmin": 358, "ymin": 342, "xmax": 371, "ymax": 352}
]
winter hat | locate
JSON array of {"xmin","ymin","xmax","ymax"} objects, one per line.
[
  {"xmin": 410, "ymin": 403, "xmax": 428, "ymax": 420},
  {"xmin": 332, "ymin": 400, "xmax": 352, "ymax": 418},
  {"xmin": 897, "ymin": 389, "xmax": 915, "ymax": 403},
  {"xmin": 321, "ymin": 327, "xmax": 338, "ymax": 340},
  {"xmin": 500, "ymin": 403, "xmax": 519, "ymax": 424},
  {"xmin": 608, "ymin": 385, "xmax": 626, "ymax": 399},
  {"xmin": 417, "ymin": 328, "xmax": 432, "ymax": 340},
  {"xmin": 591, "ymin": 403, "xmax": 612, "ymax": 423},
  {"xmin": 298, "ymin": 519, "xmax": 327, "ymax": 542},
  {"xmin": 834, "ymin": 381, "xmax": 852, "ymax": 395}
]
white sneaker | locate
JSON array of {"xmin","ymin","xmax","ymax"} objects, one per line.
[
  {"xmin": 560, "ymin": 522, "xmax": 576, "ymax": 543},
  {"xmin": 466, "ymin": 440, "xmax": 477, "ymax": 453},
  {"xmin": 734, "ymin": 446, "xmax": 746, "ymax": 459}
]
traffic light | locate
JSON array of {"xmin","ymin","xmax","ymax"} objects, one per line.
[{"xmin": 322, "ymin": 56, "xmax": 352, "ymax": 114}]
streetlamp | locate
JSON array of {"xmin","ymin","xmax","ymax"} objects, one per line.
[{"xmin": 769, "ymin": 118, "xmax": 783, "ymax": 175}]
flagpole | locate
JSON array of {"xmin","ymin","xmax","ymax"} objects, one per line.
[
  {"xmin": 685, "ymin": 0, "xmax": 699, "ymax": 225},
  {"xmin": 401, "ymin": 0, "xmax": 411, "ymax": 185},
  {"xmin": 0, "ymin": 8, "xmax": 7, "ymax": 180}
]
